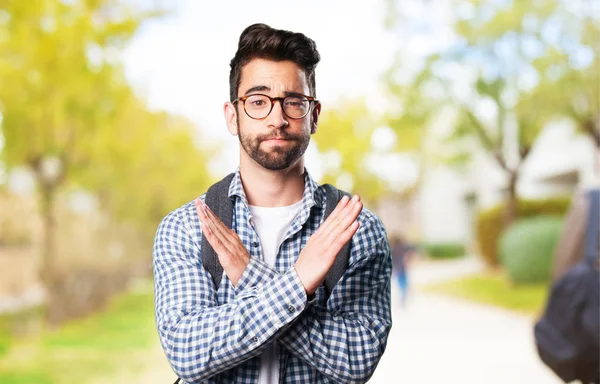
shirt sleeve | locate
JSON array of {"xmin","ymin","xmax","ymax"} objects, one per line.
[
  {"xmin": 278, "ymin": 215, "xmax": 393, "ymax": 384},
  {"xmin": 152, "ymin": 208, "xmax": 308, "ymax": 383}
]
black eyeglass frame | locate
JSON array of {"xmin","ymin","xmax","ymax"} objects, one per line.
[{"xmin": 232, "ymin": 93, "xmax": 319, "ymax": 120}]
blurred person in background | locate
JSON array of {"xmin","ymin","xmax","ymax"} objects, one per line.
[
  {"xmin": 390, "ymin": 235, "xmax": 418, "ymax": 308},
  {"xmin": 152, "ymin": 23, "xmax": 393, "ymax": 384}
]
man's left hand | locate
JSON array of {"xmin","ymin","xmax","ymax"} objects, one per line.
[{"xmin": 195, "ymin": 198, "xmax": 250, "ymax": 287}]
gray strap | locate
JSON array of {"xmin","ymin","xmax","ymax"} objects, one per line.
[
  {"xmin": 322, "ymin": 184, "xmax": 352, "ymax": 297},
  {"xmin": 584, "ymin": 189, "xmax": 600, "ymax": 266},
  {"xmin": 202, "ymin": 173, "xmax": 235, "ymax": 290}
]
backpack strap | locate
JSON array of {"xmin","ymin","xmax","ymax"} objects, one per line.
[
  {"xmin": 322, "ymin": 184, "xmax": 353, "ymax": 297},
  {"xmin": 584, "ymin": 189, "xmax": 600, "ymax": 267},
  {"xmin": 202, "ymin": 173, "xmax": 235, "ymax": 290},
  {"xmin": 201, "ymin": 176, "xmax": 353, "ymax": 296}
]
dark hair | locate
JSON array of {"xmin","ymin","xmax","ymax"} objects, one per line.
[{"xmin": 229, "ymin": 23, "xmax": 321, "ymax": 102}]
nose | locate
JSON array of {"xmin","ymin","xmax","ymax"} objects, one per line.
[{"xmin": 266, "ymin": 99, "xmax": 289, "ymax": 128}]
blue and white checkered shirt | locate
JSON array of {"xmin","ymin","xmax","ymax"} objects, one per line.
[{"xmin": 153, "ymin": 169, "xmax": 392, "ymax": 383}]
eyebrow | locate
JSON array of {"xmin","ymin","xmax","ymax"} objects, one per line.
[
  {"xmin": 243, "ymin": 86, "xmax": 306, "ymax": 97},
  {"xmin": 244, "ymin": 85, "xmax": 270, "ymax": 95}
]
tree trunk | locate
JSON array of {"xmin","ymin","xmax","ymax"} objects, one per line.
[
  {"xmin": 504, "ymin": 169, "xmax": 519, "ymax": 227},
  {"xmin": 31, "ymin": 158, "xmax": 66, "ymax": 326},
  {"xmin": 38, "ymin": 180, "xmax": 57, "ymax": 290},
  {"xmin": 583, "ymin": 119, "xmax": 600, "ymax": 149}
]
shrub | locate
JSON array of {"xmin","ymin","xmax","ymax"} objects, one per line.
[
  {"xmin": 498, "ymin": 216, "xmax": 563, "ymax": 284},
  {"xmin": 475, "ymin": 197, "xmax": 570, "ymax": 266},
  {"xmin": 421, "ymin": 243, "xmax": 466, "ymax": 259}
]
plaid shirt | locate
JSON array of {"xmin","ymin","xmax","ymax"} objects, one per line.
[{"xmin": 153, "ymin": 169, "xmax": 392, "ymax": 384}]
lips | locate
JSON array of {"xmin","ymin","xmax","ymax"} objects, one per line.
[{"xmin": 261, "ymin": 137, "xmax": 294, "ymax": 143}]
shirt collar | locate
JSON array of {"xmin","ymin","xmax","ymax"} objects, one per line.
[{"xmin": 227, "ymin": 167, "xmax": 325, "ymax": 216}]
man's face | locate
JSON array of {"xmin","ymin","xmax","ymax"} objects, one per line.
[{"xmin": 226, "ymin": 59, "xmax": 320, "ymax": 171}]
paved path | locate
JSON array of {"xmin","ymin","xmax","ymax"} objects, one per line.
[
  {"xmin": 124, "ymin": 256, "xmax": 563, "ymax": 383},
  {"xmin": 368, "ymin": 256, "xmax": 562, "ymax": 383}
]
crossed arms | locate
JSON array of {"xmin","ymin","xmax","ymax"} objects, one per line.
[{"xmin": 153, "ymin": 196, "xmax": 392, "ymax": 383}]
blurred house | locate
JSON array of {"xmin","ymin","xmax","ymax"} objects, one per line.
[{"xmin": 415, "ymin": 122, "xmax": 598, "ymax": 250}]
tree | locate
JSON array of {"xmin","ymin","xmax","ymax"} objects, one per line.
[
  {"xmin": 313, "ymin": 99, "xmax": 389, "ymax": 203},
  {"xmin": 0, "ymin": 0, "xmax": 160, "ymax": 286},
  {"xmin": 74, "ymin": 90, "xmax": 215, "ymax": 231},
  {"xmin": 383, "ymin": 0, "xmax": 599, "ymax": 224}
]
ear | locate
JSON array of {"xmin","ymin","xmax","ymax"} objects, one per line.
[
  {"xmin": 310, "ymin": 102, "xmax": 321, "ymax": 134},
  {"xmin": 224, "ymin": 102, "xmax": 239, "ymax": 136}
]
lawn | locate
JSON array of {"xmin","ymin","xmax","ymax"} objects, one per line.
[
  {"xmin": 422, "ymin": 270, "xmax": 551, "ymax": 317},
  {"xmin": 0, "ymin": 280, "xmax": 158, "ymax": 384}
]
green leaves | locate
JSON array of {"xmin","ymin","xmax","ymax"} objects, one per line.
[{"xmin": 0, "ymin": 0, "xmax": 212, "ymax": 227}]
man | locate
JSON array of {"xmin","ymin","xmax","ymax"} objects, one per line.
[{"xmin": 153, "ymin": 23, "xmax": 392, "ymax": 384}]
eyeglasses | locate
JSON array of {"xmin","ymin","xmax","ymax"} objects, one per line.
[{"xmin": 233, "ymin": 93, "xmax": 318, "ymax": 120}]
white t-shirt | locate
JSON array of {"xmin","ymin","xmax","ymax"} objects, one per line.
[{"xmin": 249, "ymin": 200, "xmax": 302, "ymax": 384}]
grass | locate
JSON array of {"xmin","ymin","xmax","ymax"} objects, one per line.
[
  {"xmin": 0, "ymin": 280, "xmax": 158, "ymax": 384},
  {"xmin": 422, "ymin": 270, "xmax": 551, "ymax": 317}
]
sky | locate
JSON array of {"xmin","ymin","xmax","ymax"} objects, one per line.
[{"xmin": 122, "ymin": 0, "xmax": 400, "ymax": 179}]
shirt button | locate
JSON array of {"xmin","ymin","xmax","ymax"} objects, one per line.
[
  {"xmin": 287, "ymin": 305, "xmax": 295, "ymax": 313},
  {"xmin": 252, "ymin": 241, "xmax": 259, "ymax": 247},
  {"xmin": 251, "ymin": 336, "xmax": 258, "ymax": 343}
]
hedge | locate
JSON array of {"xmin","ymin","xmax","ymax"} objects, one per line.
[{"xmin": 475, "ymin": 197, "xmax": 571, "ymax": 266}]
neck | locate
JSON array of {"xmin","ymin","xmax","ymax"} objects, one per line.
[{"xmin": 239, "ymin": 155, "xmax": 305, "ymax": 207}]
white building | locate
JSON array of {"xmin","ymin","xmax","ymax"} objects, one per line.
[{"xmin": 415, "ymin": 122, "xmax": 598, "ymax": 248}]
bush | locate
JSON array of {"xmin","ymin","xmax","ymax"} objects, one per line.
[
  {"xmin": 498, "ymin": 216, "xmax": 563, "ymax": 284},
  {"xmin": 422, "ymin": 243, "xmax": 466, "ymax": 259},
  {"xmin": 475, "ymin": 197, "xmax": 570, "ymax": 266}
]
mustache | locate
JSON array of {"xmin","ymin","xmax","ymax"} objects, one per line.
[{"xmin": 256, "ymin": 131, "xmax": 300, "ymax": 142}]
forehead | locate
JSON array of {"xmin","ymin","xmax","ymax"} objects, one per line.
[{"xmin": 238, "ymin": 59, "xmax": 309, "ymax": 95}]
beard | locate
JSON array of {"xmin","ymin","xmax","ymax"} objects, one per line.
[{"xmin": 237, "ymin": 117, "xmax": 310, "ymax": 171}]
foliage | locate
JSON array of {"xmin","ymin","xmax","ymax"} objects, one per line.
[
  {"xmin": 421, "ymin": 242, "xmax": 466, "ymax": 259},
  {"xmin": 0, "ymin": 305, "xmax": 44, "ymax": 358},
  {"xmin": 0, "ymin": 284, "xmax": 156, "ymax": 384},
  {"xmin": 313, "ymin": 100, "xmax": 388, "ymax": 202},
  {"xmin": 0, "ymin": 1, "xmax": 214, "ymax": 288},
  {"xmin": 383, "ymin": 0, "xmax": 600, "ymax": 222},
  {"xmin": 499, "ymin": 216, "xmax": 563, "ymax": 284},
  {"xmin": 0, "ymin": 0, "xmax": 155, "ymax": 171},
  {"xmin": 475, "ymin": 197, "xmax": 571, "ymax": 266},
  {"xmin": 385, "ymin": 0, "xmax": 599, "ymax": 148},
  {"xmin": 423, "ymin": 270, "xmax": 550, "ymax": 316}
]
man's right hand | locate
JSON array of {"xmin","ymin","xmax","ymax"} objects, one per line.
[{"xmin": 294, "ymin": 194, "xmax": 363, "ymax": 296}]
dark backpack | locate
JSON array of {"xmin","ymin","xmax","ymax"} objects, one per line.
[
  {"xmin": 534, "ymin": 189, "xmax": 600, "ymax": 384},
  {"xmin": 173, "ymin": 175, "xmax": 352, "ymax": 384},
  {"xmin": 202, "ymin": 173, "xmax": 352, "ymax": 295}
]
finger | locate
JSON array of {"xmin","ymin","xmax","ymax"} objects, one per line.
[
  {"xmin": 318, "ymin": 195, "xmax": 351, "ymax": 234},
  {"xmin": 195, "ymin": 198, "xmax": 209, "ymax": 223},
  {"xmin": 325, "ymin": 195, "xmax": 361, "ymax": 235},
  {"xmin": 199, "ymin": 212, "xmax": 231, "ymax": 256},
  {"xmin": 198, "ymin": 199, "xmax": 241, "ymax": 252},
  {"xmin": 324, "ymin": 220, "xmax": 360, "ymax": 258},
  {"xmin": 199, "ymin": 200, "xmax": 230, "ymax": 236},
  {"xmin": 316, "ymin": 195, "xmax": 357, "ymax": 246},
  {"xmin": 196, "ymin": 202, "xmax": 242, "ymax": 266},
  {"xmin": 322, "ymin": 199, "xmax": 362, "ymax": 246},
  {"xmin": 196, "ymin": 199, "xmax": 229, "ymax": 247},
  {"xmin": 198, "ymin": 201, "xmax": 251, "ymax": 267}
]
